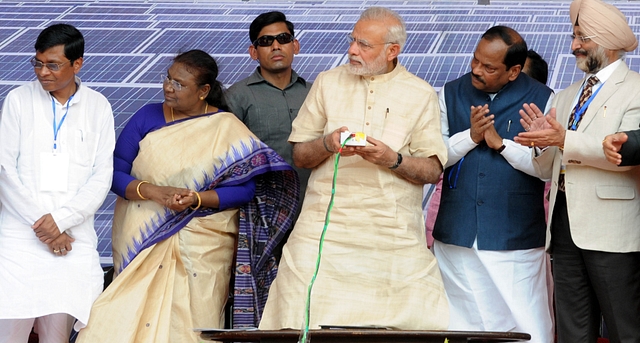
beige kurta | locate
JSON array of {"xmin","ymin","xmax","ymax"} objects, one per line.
[{"xmin": 259, "ymin": 64, "xmax": 449, "ymax": 330}]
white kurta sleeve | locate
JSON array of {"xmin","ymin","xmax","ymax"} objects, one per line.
[
  {"xmin": 439, "ymin": 87, "xmax": 478, "ymax": 169},
  {"xmin": 0, "ymin": 90, "xmax": 48, "ymax": 225}
]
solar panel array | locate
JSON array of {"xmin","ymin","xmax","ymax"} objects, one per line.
[{"xmin": 1, "ymin": 0, "xmax": 639, "ymax": 264}]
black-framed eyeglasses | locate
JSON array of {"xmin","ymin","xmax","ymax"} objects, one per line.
[
  {"xmin": 30, "ymin": 57, "xmax": 69, "ymax": 71},
  {"xmin": 161, "ymin": 74, "xmax": 187, "ymax": 91},
  {"xmin": 253, "ymin": 32, "xmax": 295, "ymax": 47}
]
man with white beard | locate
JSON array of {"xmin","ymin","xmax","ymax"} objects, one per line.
[{"xmin": 259, "ymin": 6, "xmax": 449, "ymax": 330}]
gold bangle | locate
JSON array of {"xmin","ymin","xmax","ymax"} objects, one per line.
[
  {"xmin": 190, "ymin": 192, "xmax": 202, "ymax": 210},
  {"xmin": 136, "ymin": 181, "xmax": 149, "ymax": 200}
]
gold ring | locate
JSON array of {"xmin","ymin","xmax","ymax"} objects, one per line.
[{"xmin": 53, "ymin": 249, "xmax": 60, "ymax": 253}]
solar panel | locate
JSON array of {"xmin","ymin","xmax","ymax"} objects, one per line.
[
  {"xmin": 49, "ymin": 19, "xmax": 155, "ymax": 29},
  {"xmin": 150, "ymin": 7, "xmax": 229, "ymax": 15},
  {"xmin": 139, "ymin": 29, "xmax": 247, "ymax": 54},
  {"xmin": 2, "ymin": 0, "xmax": 639, "ymax": 264},
  {"xmin": 60, "ymin": 13, "xmax": 155, "ymax": 21},
  {"xmin": 399, "ymin": 54, "xmax": 472, "ymax": 89},
  {"xmin": 0, "ymin": 27, "xmax": 160, "ymax": 53},
  {"xmin": 433, "ymin": 32, "xmax": 483, "ymax": 54},
  {"xmin": 153, "ymin": 20, "xmax": 249, "ymax": 29},
  {"xmin": 70, "ymin": 5, "xmax": 150, "ymax": 14}
]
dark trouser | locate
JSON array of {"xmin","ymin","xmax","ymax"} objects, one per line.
[{"xmin": 551, "ymin": 191, "xmax": 640, "ymax": 343}]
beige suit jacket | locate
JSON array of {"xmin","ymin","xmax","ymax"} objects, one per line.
[{"xmin": 534, "ymin": 61, "xmax": 640, "ymax": 253}]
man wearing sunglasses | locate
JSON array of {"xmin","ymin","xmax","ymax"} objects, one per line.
[
  {"xmin": 259, "ymin": 7, "xmax": 449, "ymax": 330},
  {"xmin": 0, "ymin": 24, "xmax": 115, "ymax": 342},
  {"xmin": 227, "ymin": 11, "xmax": 311, "ymax": 230}
]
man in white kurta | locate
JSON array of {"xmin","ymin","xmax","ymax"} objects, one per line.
[
  {"xmin": 0, "ymin": 24, "xmax": 115, "ymax": 343},
  {"xmin": 259, "ymin": 7, "xmax": 449, "ymax": 330}
]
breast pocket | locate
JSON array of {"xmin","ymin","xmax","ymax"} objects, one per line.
[
  {"xmin": 380, "ymin": 114, "xmax": 411, "ymax": 152},
  {"xmin": 73, "ymin": 129, "xmax": 100, "ymax": 168}
]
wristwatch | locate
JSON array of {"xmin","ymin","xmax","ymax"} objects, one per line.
[
  {"xmin": 389, "ymin": 152, "xmax": 403, "ymax": 169},
  {"xmin": 497, "ymin": 144, "xmax": 506, "ymax": 153}
]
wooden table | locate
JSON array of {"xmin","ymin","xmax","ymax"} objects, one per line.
[{"xmin": 199, "ymin": 329, "xmax": 531, "ymax": 343}]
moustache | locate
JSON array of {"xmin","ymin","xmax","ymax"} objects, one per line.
[
  {"xmin": 572, "ymin": 49, "xmax": 587, "ymax": 56},
  {"xmin": 471, "ymin": 73, "xmax": 485, "ymax": 85}
]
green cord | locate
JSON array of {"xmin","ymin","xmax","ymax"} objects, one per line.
[{"xmin": 299, "ymin": 136, "xmax": 350, "ymax": 343}]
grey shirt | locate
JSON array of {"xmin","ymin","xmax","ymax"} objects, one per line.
[{"xmin": 226, "ymin": 67, "xmax": 312, "ymax": 206}]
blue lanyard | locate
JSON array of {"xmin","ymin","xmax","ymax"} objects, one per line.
[
  {"xmin": 51, "ymin": 94, "xmax": 74, "ymax": 151},
  {"xmin": 570, "ymin": 82, "xmax": 603, "ymax": 131}
]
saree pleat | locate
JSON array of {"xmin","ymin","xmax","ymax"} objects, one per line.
[{"xmin": 77, "ymin": 112, "xmax": 298, "ymax": 342}]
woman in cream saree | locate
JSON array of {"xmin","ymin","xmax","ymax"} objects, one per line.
[{"xmin": 77, "ymin": 50, "xmax": 298, "ymax": 343}]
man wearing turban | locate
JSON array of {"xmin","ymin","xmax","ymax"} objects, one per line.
[{"xmin": 515, "ymin": 0, "xmax": 640, "ymax": 342}]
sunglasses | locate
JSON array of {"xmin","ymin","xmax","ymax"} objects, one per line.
[{"xmin": 253, "ymin": 32, "xmax": 295, "ymax": 47}]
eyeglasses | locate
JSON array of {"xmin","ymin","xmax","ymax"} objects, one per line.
[
  {"xmin": 570, "ymin": 34, "xmax": 597, "ymax": 43},
  {"xmin": 253, "ymin": 32, "xmax": 295, "ymax": 47},
  {"xmin": 30, "ymin": 57, "xmax": 69, "ymax": 71},
  {"xmin": 346, "ymin": 34, "xmax": 393, "ymax": 51},
  {"xmin": 161, "ymin": 74, "xmax": 187, "ymax": 91}
]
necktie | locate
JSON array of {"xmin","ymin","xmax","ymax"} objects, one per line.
[
  {"xmin": 559, "ymin": 75, "xmax": 600, "ymax": 193},
  {"xmin": 567, "ymin": 75, "xmax": 599, "ymax": 130}
]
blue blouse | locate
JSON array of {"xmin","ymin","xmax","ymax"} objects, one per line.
[{"xmin": 111, "ymin": 103, "xmax": 255, "ymax": 210}]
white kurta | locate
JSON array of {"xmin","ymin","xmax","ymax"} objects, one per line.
[{"xmin": 0, "ymin": 79, "xmax": 115, "ymax": 330}]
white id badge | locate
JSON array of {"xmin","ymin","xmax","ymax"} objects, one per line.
[{"xmin": 40, "ymin": 152, "xmax": 69, "ymax": 192}]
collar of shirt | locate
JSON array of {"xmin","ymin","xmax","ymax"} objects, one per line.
[
  {"xmin": 45, "ymin": 76, "xmax": 83, "ymax": 107},
  {"xmin": 362, "ymin": 63, "xmax": 404, "ymax": 84},
  {"xmin": 247, "ymin": 67, "xmax": 307, "ymax": 89},
  {"xmin": 587, "ymin": 58, "xmax": 622, "ymax": 86}
]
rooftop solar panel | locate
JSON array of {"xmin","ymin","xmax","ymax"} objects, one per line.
[
  {"xmin": 0, "ymin": 53, "xmax": 156, "ymax": 83},
  {"xmin": 399, "ymin": 54, "xmax": 472, "ymax": 89},
  {"xmin": 0, "ymin": 54, "xmax": 38, "ymax": 81},
  {"xmin": 534, "ymin": 15, "xmax": 572, "ymax": 23},
  {"xmin": 297, "ymin": 30, "xmax": 351, "ymax": 54},
  {"xmin": 48, "ymin": 19, "xmax": 155, "ymax": 28},
  {"xmin": 404, "ymin": 32, "xmax": 442, "ymax": 54},
  {"xmin": 287, "ymin": 15, "xmax": 341, "ymax": 22},
  {"xmin": 150, "ymin": 7, "xmax": 228, "ymax": 15},
  {"xmin": 297, "ymin": 22, "xmax": 355, "ymax": 30},
  {"xmin": 521, "ymin": 32, "xmax": 572, "ymax": 70},
  {"xmin": 139, "ymin": 29, "xmax": 246, "ymax": 55},
  {"xmin": 1, "ymin": 27, "xmax": 160, "ymax": 53},
  {"xmin": 306, "ymin": 9, "xmax": 369, "ymax": 15},
  {"xmin": 472, "ymin": 9, "xmax": 557, "ymax": 16},
  {"xmin": 228, "ymin": 9, "xmax": 308, "ymax": 16},
  {"xmin": 398, "ymin": 15, "xmax": 435, "ymax": 22},
  {"xmin": 435, "ymin": 14, "xmax": 532, "ymax": 22},
  {"xmin": 405, "ymin": 22, "xmax": 492, "ymax": 31},
  {"xmin": 70, "ymin": 5, "xmax": 150, "ymax": 14},
  {"xmin": 153, "ymin": 14, "xmax": 247, "ymax": 21},
  {"xmin": 0, "ymin": 5, "xmax": 71, "ymax": 13},
  {"xmin": 153, "ymin": 21, "xmax": 250, "ymax": 29},
  {"xmin": 0, "ymin": 13, "xmax": 61, "ymax": 20},
  {"xmin": 497, "ymin": 22, "xmax": 572, "ymax": 33},
  {"xmin": 433, "ymin": 32, "xmax": 482, "ymax": 54},
  {"xmin": 2, "ymin": 0, "xmax": 639, "ymax": 263},
  {"xmin": 60, "ymin": 13, "xmax": 155, "ymax": 21},
  {"xmin": 0, "ymin": 28, "xmax": 22, "ymax": 45},
  {"xmin": 0, "ymin": 19, "xmax": 48, "ymax": 27}
]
